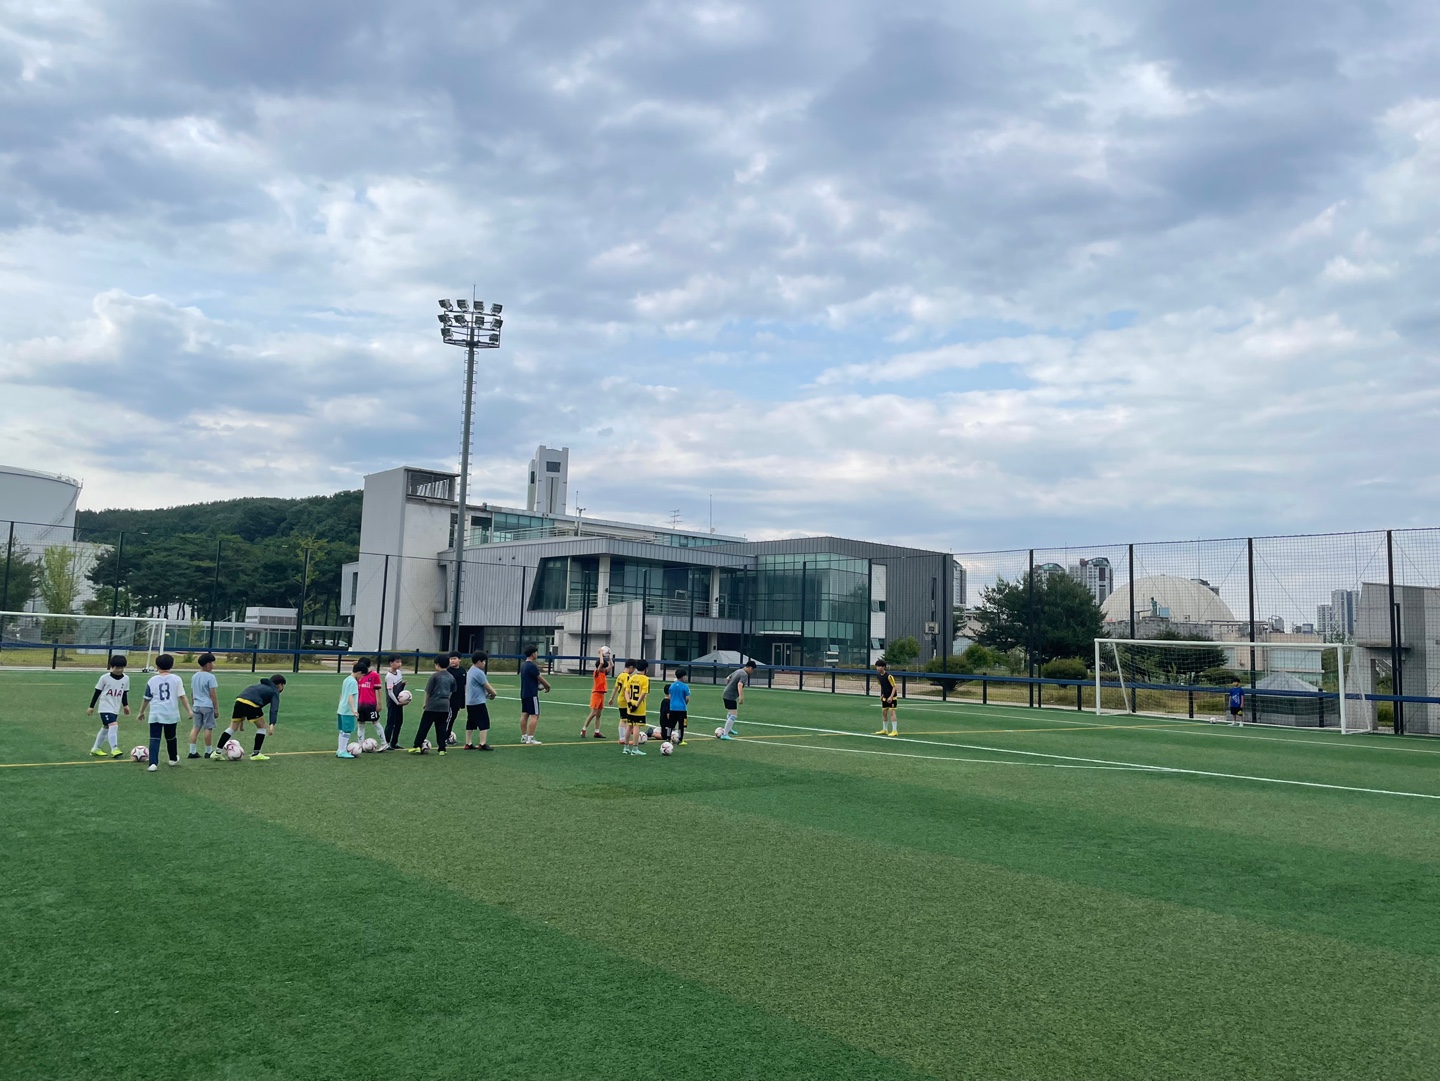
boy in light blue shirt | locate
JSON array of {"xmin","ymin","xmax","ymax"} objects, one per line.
[
  {"xmin": 336, "ymin": 661, "xmax": 361, "ymax": 758},
  {"xmin": 188, "ymin": 653, "xmax": 220, "ymax": 758},
  {"xmin": 668, "ymin": 669, "xmax": 691, "ymax": 744}
]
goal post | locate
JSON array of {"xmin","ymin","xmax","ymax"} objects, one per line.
[
  {"xmin": 1094, "ymin": 637, "xmax": 1372, "ymax": 734},
  {"xmin": 0, "ymin": 611, "xmax": 168, "ymax": 670}
]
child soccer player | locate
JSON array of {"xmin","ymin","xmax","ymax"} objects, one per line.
[
  {"xmin": 719, "ymin": 659, "xmax": 756, "ymax": 739},
  {"xmin": 409, "ymin": 655, "xmax": 455, "ymax": 755},
  {"xmin": 87, "ymin": 655, "xmax": 130, "ymax": 757},
  {"xmin": 464, "ymin": 650, "xmax": 497, "ymax": 750},
  {"xmin": 1226, "ymin": 678, "xmax": 1245, "ymax": 727},
  {"xmin": 446, "ymin": 652, "xmax": 466, "ymax": 747},
  {"xmin": 382, "ymin": 655, "xmax": 407, "ymax": 750},
  {"xmin": 136, "ymin": 654, "xmax": 192, "ymax": 772},
  {"xmin": 874, "ymin": 660, "xmax": 899, "ymax": 736},
  {"xmin": 658, "ymin": 683, "xmax": 672, "ymax": 741},
  {"xmin": 188, "ymin": 653, "xmax": 220, "ymax": 758},
  {"xmin": 215, "ymin": 674, "xmax": 286, "ymax": 761},
  {"xmin": 607, "ymin": 658, "xmax": 635, "ymax": 749},
  {"xmin": 336, "ymin": 661, "xmax": 361, "ymax": 758},
  {"xmin": 356, "ymin": 657, "xmax": 385, "ymax": 746},
  {"xmin": 669, "ymin": 668, "xmax": 691, "ymax": 744},
  {"xmin": 581, "ymin": 657, "xmax": 609, "ymax": 739},
  {"xmin": 624, "ymin": 659, "xmax": 651, "ymax": 756},
  {"xmin": 519, "ymin": 645, "xmax": 551, "ymax": 745}
]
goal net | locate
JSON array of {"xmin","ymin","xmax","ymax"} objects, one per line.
[
  {"xmin": 1094, "ymin": 638, "xmax": 1372, "ymax": 734},
  {"xmin": 0, "ymin": 611, "xmax": 167, "ymax": 670}
]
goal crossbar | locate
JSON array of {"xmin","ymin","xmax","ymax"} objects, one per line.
[
  {"xmin": 0, "ymin": 611, "xmax": 168, "ymax": 669},
  {"xmin": 1094, "ymin": 637, "xmax": 1366, "ymax": 734}
]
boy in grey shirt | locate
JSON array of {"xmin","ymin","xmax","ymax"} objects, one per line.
[
  {"xmin": 188, "ymin": 653, "xmax": 220, "ymax": 758},
  {"xmin": 719, "ymin": 659, "xmax": 757, "ymax": 739},
  {"xmin": 408, "ymin": 656, "xmax": 455, "ymax": 755}
]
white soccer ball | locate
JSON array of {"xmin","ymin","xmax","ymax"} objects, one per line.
[
  {"xmin": 638, "ymin": 731, "xmax": 648, "ymax": 744},
  {"xmin": 223, "ymin": 739, "xmax": 243, "ymax": 761},
  {"xmin": 347, "ymin": 741, "xmax": 363, "ymax": 756},
  {"xmin": 447, "ymin": 732, "xmax": 457, "ymax": 745},
  {"xmin": 660, "ymin": 741, "xmax": 673, "ymax": 756},
  {"xmin": 361, "ymin": 738, "xmax": 378, "ymax": 753},
  {"xmin": 714, "ymin": 727, "xmax": 724, "ymax": 739},
  {"xmin": 130, "ymin": 745, "xmax": 149, "ymax": 763},
  {"xmin": 421, "ymin": 739, "xmax": 432, "ymax": 753},
  {"xmin": 396, "ymin": 689, "xmax": 413, "ymax": 705}
]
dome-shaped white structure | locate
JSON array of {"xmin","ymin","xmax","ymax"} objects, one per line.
[
  {"xmin": 1101, "ymin": 574, "xmax": 1236, "ymax": 625},
  {"xmin": 0, "ymin": 466, "xmax": 80, "ymax": 545}
]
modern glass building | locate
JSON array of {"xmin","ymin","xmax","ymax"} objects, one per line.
[{"xmin": 347, "ymin": 467, "xmax": 955, "ymax": 667}]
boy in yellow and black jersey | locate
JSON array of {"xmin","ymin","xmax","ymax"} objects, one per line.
[
  {"xmin": 624, "ymin": 660, "xmax": 651, "ymax": 756},
  {"xmin": 606, "ymin": 658, "xmax": 635, "ymax": 750},
  {"xmin": 874, "ymin": 660, "xmax": 899, "ymax": 736}
]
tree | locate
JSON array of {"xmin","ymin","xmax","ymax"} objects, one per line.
[
  {"xmin": 38, "ymin": 546, "xmax": 85, "ymax": 615},
  {"xmin": 882, "ymin": 636, "xmax": 920, "ymax": 667},
  {"xmin": 0, "ymin": 548, "xmax": 40, "ymax": 612},
  {"xmin": 974, "ymin": 570, "xmax": 1104, "ymax": 666}
]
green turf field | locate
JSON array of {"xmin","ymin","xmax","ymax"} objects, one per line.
[{"xmin": 4, "ymin": 666, "xmax": 1439, "ymax": 1080}]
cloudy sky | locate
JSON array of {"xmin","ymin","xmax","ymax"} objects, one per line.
[{"xmin": 2, "ymin": 0, "xmax": 1438, "ymax": 552}]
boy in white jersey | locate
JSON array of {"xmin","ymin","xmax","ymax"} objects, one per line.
[
  {"xmin": 136, "ymin": 653, "xmax": 192, "ymax": 772},
  {"xmin": 86, "ymin": 655, "xmax": 131, "ymax": 758},
  {"xmin": 188, "ymin": 653, "xmax": 220, "ymax": 758}
]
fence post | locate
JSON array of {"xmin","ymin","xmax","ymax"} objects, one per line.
[
  {"xmin": 1076, "ymin": 683, "xmax": 1082, "ymax": 712},
  {"xmin": 830, "ymin": 669, "xmax": 836, "ymax": 693},
  {"xmin": 982, "ymin": 678, "xmax": 988, "ymax": 705},
  {"xmin": 1, "ymin": 520, "xmax": 13, "ymax": 611},
  {"xmin": 1127, "ymin": 543, "xmax": 1136, "ymax": 641},
  {"xmin": 901, "ymin": 673, "xmax": 908, "ymax": 699},
  {"xmin": 1026, "ymin": 550, "xmax": 1036, "ymax": 709},
  {"xmin": 414, "ymin": 648, "xmax": 421, "ymax": 675},
  {"xmin": 52, "ymin": 640, "xmax": 59, "ymax": 669},
  {"xmin": 799, "ymin": 665, "xmax": 804, "ymax": 692},
  {"xmin": 376, "ymin": 554, "xmax": 390, "ymax": 655},
  {"xmin": 1188, "ymin": 689, "xmax": 1195, "ymax": 718},
  {"xmin": 1386, "ymin": 530, "xmax": 1404, "ymax": 735},
  {"xmin": 1247, "ymin": 538, "xmax": 1256, "ymax": 695},
  {"xmin": 207, "ymin": 536, "xmax": 222, "ymax": 651},
  {"xmin": 251, "ymin": 649, "xmax": 258, "ymax": 673}
]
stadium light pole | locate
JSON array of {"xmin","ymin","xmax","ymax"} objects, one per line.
[{"xmin": 437, "ymin": 296, "xmax": 505, "ymax": 652}]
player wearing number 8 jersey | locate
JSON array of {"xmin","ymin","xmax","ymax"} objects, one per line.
[{"xmin": 137, "ymin": 654, "xmax": 192, "ymax": 771}]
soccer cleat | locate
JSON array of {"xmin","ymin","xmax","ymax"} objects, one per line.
[
  {"xmin": 110, "ymin": 748, "xmax": 123, "ymax": 757},
  {"xmin": 336, "ymin": 751, "xmax": 355, "ymax": 759},
  {"xmin": 718, "ymin": 732, "xmax": 734, "ymax": 740},
  {"xmin": 873, "ymin": 729, "xmax": 888, "ymax": 736},
  {"xmin": 527, "ymin": 738, "xmax": 541, "ymax": 745},
  {"xmin": 407, "ymin": 747, "xmax": 423, "ymax": 754},
  {"xmin": 631, "ymin": 748, "xmax": 646, "ymax": 755},
  {"xmin": 188, "ymin": 752, "xmax": 200, "ymax": 759},
  {"xmin": 91, "ymin": 748, "xmax": 108, "ymax": 757},
  {"xmin": 478, "ymin": 744, "xmax": 493, "ymax": 751},
  {"xmin": 250, "ymin": 753, "xmax": 270, "ymax": 761},
  {"xmin": 594, "ymin": 731, "xmax": 605, "ymax": 739},
  {"xmin": 437, "ymin": 750, "xmax": 447, "ymax": 757},
  {"xmin": 168, "ymin": 759, "xmax": 179, "ymax": 766},
  {"xmin": 146, "ymin": 764, "xmax": 158, "ymax": 772},
  {"xmin": 886, "ymin": 730, "xmax": 899, "ymax": 738}
]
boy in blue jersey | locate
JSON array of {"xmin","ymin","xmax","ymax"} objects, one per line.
[
  {"xmin": 668, "ymin": 669, "xmax": 690, "ymax": 744},
  {"xmin": 1226, "ymin": 679, "xmax": 1245, "ymax": 727},
  {"xmin": 518, "ymin": 645, "xmax": 551, "ymax": 745}
]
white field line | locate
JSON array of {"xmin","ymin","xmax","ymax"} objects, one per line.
[{"xmin": 706, "ymin": 718, "xmax": 1440, "ymax": 801}]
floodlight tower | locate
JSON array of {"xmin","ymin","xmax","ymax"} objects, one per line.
[{"xmin": 437, "ymin": 295, "xmax": 504, "ymax": 651}]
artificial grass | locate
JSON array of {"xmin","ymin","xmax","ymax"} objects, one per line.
[{"xmin": 3, "ymin": 668, "xmax": 1439, "ymax": 1079}]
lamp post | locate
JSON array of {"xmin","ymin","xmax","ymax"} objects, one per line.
[{"xmin": 437, "ymin": 296, "xmax": 504, "ymax": 652}]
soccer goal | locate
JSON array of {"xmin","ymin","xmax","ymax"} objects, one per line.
[
  {"xmin": 0, "ymin": 611, "xmax": 168, "ymax": 670},
  {"xmin": 1093, "ymin": 637, "xmax": 1372, "ymax": 734}
]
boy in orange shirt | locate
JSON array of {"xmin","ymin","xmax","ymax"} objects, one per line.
[{"xmin": 581, "ymin": 655, "xmax": 610, "ymax": 739}]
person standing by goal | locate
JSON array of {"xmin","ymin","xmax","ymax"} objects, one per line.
[{"xmin": 1226, "ymin": 678, "xmax": 1245, "ymax": 727}]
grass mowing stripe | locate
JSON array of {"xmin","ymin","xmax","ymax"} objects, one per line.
[
  {"xmin": 1, "ymin": 767, "xmax": 932, "ymax": 1081},
  {"xmin": 721, "ymin": 717, "xmax": 1440, "ymax": 800},
  {"xmin": 739, "ymin": 737, "xmax": 1171, "ymax": 772}
]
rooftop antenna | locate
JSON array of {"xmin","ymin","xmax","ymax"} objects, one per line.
[
  {"xmin": 709, "ymin": 495, "xmax": 714, "ymax": 534},
  {"xmin": 668, "ymin": 509, "xmax": 682, "ymax": 529}
]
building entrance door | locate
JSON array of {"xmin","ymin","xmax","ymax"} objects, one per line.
[{"xmin": 771, "ymin": 642, "xmax": 793, "ymax": 667}]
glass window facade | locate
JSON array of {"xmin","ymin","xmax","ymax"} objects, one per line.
[{"xmin": 750, "ymin": 553, "xmax": 870, "ymax": 667}]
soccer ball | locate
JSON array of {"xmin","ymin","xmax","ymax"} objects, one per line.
[
  {"xmin": 130, "ymin": 745, "xmax": 149, "ymax": 763},
  {"xmin": 396, "ymin": 689, "xmax": 413, "ymax": 705},
  {"xmin": 447, "ymin": 732, "xmax": 457, "ymax": 745},
  {"xmin": 346, "ymin": 741, "xmax": 363, "ymax": 756},
  {"xmin": 223, "ymin": 739, "xmax": 243, "ymax": 761},
  {"xmin": 361, "ymin": 738, "xmax": 378, "ymax": 753},
  {"xmin": 660, "ymin": 741, "xmax": 673, "ymax": 756},
  {"xmin": 638, "ymin": 731, "xmax": 648, "ymax": 744},
  {"xmin": 421, "ymin": 739, "xmax": 432, "ymax": 753},
  {"xmin": 714, "ymin": 727, "xmax": 724, "ymax": 739}
]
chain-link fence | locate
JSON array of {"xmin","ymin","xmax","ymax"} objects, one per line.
[{"xmin": 6, "ymin": 515, "xmax": 1440, "ymax": 734}]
